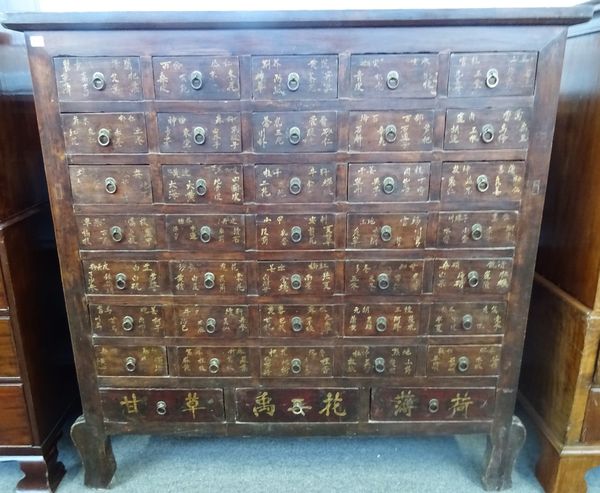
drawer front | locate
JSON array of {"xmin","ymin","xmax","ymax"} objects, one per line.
[
  {"xmin": 158, "ymin": 112, "xmax": 241, "ymax": 153},
  {"xmin": 345, "ymin": 260, "xmax": 424, "ymax": 295},
  {"xmin": 448, "ymin": 52, "xmax": 537, "ymax": 97},
  {"xmin": 236, "ymin": 387, "xmax": 358, "ymax": 422},
  {"xmin": 437, "ymin": 212, "xmax": 518, "ymax": 248},
  {"xmin": 261, "ymin": 347, "xmax": 333, "ymax": 377},
  {"xmin": 427, "ymin": 345, "xmax": 502, "ymax": 377},
  {"xmin": 0, "ymin": 265, "xmax": 6, "ymax": 309},
  {"xmin": 433, "ymin": 258, "xmax": 513, "ymax": 295},
  {"xmin": 255, "ymin": 164, "xmax": 336, "ymax": 203},
  {"xmin": 70, "ymin": 166, "xmax": 152, "ymax": 205},
  {"xmin": 95, "ymin": 346, "xmax": 167, "ymax": 376},
  {"xmin": 0, "ymin": 384, "xmax": 32, "ymax": 445},
  {"xmin": 169, "ymin": 305, "xmax": 249, "ymax": 338},
  {"xmin": 253, "ymin": 111, "xmax": 337, "ymax": 152},
  {"xmin": 343, "ymin": 346, "xmax": 417, "ymax": 377},
  {"xmin": 445, "ymin": 108, "xmax": 532, "ymax": 150},
  {"xmin": 166, "ymin": 214, "xmax": 245, "ymax": 251},
  {"xmin": 54, "ymin": 56, "xmax": 142, "ymax": 101},
  {"xmin": 101, "ymin": 388, "xmax": 225, "ymax": 422},
  {"xmin": 344, "ymin": 304, "xmax": 421, "ymax": 337},
  {"xmin": 258, "ymin": 261, "xmax": 336, "ymax": 296},
  {"xmin": 0, "ymin": 319, "xmax": 19, "ymax": 377},
  {"xmin": 351, "ymin": 54, "xmax": 438, "ymax": 98},
  {"xmin": 371, "ymin": 387, "xmax": 495, "ymax": 421},
  {"xmin": 90, "ymin": 304, "xmax": 166, "ymax": 337},
  {"xmin": 429, "ymin": 302, "xmax": 507, "ymax": 335},
  {"xmin": 162, "ymin": 164, "xmax": 243, "ymax": 204},
  {"xmin": 62, "ymin": 113, "xmax": 147, "ymax": 154},
  {"xmin": 174, "ymin": 347, "xmax": 250, "ymax": 377},
  {"xmin": 348, "ymin": 163, "xmax": 430, "ymax": 203},
  {"xmin": 76, "ymin": 215, "xmax": 158, "ymax": 250},
  {"xmin": 441, "ymin": 162, "xmax": 525, "ymax": 205},
  {"xmin": 349, "ymin": 111, "xmax": 434, "ymax": 152},
  {"xmin": 252, "ymin": 55, "xmax": 338, "ymax": 100},
  {"xmin": 259, "ymin": 304, "xmax": 338, "ymax": 337},
  {"xmin": 256, "ymin": 214, "xmax": 335, "ymax": 250},
  {"xmin": 347, "ymin": 213, "xmax": 426, "ymax": 249},
  {"xmin": 153, "ymin": 56, "xmax": 240, "ymax": 100},
  {"xmin": 171, "ymin": 261, "xmax": 247, "ymax": 295},
  {"xmin": 83, "ymin": 260, "xmax": 166, "ymax": 295}
]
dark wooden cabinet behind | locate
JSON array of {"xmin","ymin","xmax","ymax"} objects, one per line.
[{"xmin": 3, "ymin": 6, "xmax": 592, "ymax": 490}]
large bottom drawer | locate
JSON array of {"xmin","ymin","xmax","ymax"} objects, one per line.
[{"xmin": 0, "ymin": 384, "xmax": 32, "ymax": 445}]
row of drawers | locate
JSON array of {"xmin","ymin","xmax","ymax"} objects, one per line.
[
  {"xmin": 70, "ymin": 162, "xmax": 524, "ymax": 206},
  {"xmin": 91, "ymin": 301, "xmax": 506, "ymax": 337},
  {"xmin": 62, "ymin": 108, "xmax": 531, "ymax": 153},
  {"xmin": 83, "ymin": 258, "xmax": 513, "ymax": 296},
  {"xmin": 95, "ymin": 344, "xmax": 501, "ymax": 378},
  {"xmin": 101, "ymin": 386, "xmax": 496, "ymax": 423},
  {"xmin": 55, "ymin": 52, "xmax": 537, "ymax": 102}
]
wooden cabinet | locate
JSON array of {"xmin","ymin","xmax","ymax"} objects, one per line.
[{"xmin": 2, "ymin": 5, "xmax": 593, "ymax": 490}]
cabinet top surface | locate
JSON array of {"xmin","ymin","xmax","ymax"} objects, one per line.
[{"xmin": 1, "ymin": 4, "xmax": 594, "ymax": 31}]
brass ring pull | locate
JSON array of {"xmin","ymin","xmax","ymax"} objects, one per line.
[
  {"xmin": 386, "ymin": 70, "xmax": 400, "ymax": 90},
  {"xmin": 374, "ymin": 357, "xmax": 386, "ymax": 374},
  {"xmin": 288, "ymin": 126, "xmax": 301, "ymax": 145},
  {"xmin": 156, "ymin": 400, "xmax": 167, "ymax": 416},
  {"xmin": 190, "ymin": 70, "xmax": 203, "ymax": 90},
  {"xmin": 377, "ymin": 273, "xmax": 390, "ymax": 290},
  {"xmin": 204, "ymin": 272, "xmax": 215, "ymax": 289},
  {"xmin": 291, "ymin": 316, "xmax": 303, "ymax": 333},
  {"xmin": 375, "ymin": 316, "xmax": 387, "ymax": 333},
  {"xmin": 480, "ymin": 124, "xmax": 495, "ymax": 144},
  {"xmin": 476, "ymin": 175, "xmax": 489, "ymax": 193},
  {"xmin": 467, "ymin": 271, "xmax": 479, "ymax": 288},
  {"xmin": 110, "ymin": 226, "xmax": 123, "ymax": 243},
  {"xmin": 428, "ymin": 398, "xmax": 440, "ymax": 413},
  {"xmin": 289, "ymin": 177, "xmax": 302, "ymax": 195},
  {"xmin": 462, "ymin": 314, "xmax": 473, "ymax": 331},
  {"xmin": 195, "ymin": 178, "xmax": 208, "ymax": 196},
  {"xmin": 115, "ymin": 273, "xmax": 127, "ymax": 291},
  {"xmin": 104, "ymin": 177, "xmax": 117, "ymax": 194},
  {"xmin": 124, "ymin": 356, "xmax": 136, "ymax": 372},
  {"xmin": 287, "ymin": 72, "xmax": 300, "ymax": 92},
  {"xmin": 290, "ymin": 274, "xmax": 302, "ymax": 290},
  {"xmin": 200, "ymin": 226, "xmax": 212, "ymax": 243},
  {"xmin": 382, "ymin": 176, "xmax": 396, "ymax": 194},
  {"xmin": 384, "ymin": 124, "xmax": 397, "ymax": 143},
  {"xmin": 291, "ymin": 358, "xmax": 302, "ymax": 374},
  {"xmin": 457, "ymin": 356, "xmax": 470, "ymax": 373},
  {"xmin": 486, "ymin": 68, "xmax": 499, "ymax": 89},
  {"xmin": 92, "ymin": 72, "xmax": 106, "ymax": 91},
  {"xmin": 97, "ymin": 128, "xmax": 111, "ymax": 147},
  {"xmin": 380, "ymin": 225, "xmax": 392, "ymax": 242},
  {"xmin": 290, "ymin": 226, "xmax": 302, "ymax": 244},
  {"xmin": 471, "ymin": 223, "xmax": 483, "ymax": 241},
  {"xmin": 208, "ymin": 357, "xmax": 220, "ymax": 374},
  {"xmin": 193, "ymin": 126, "xmax": 206, "ymax": 145},
  {"xmin": 122, "ymin": 316, "xmax": 134, "ymax": 332},
  {"xmin": 205, "ymin": 318, "xmax": 217, "ymax": 334}
]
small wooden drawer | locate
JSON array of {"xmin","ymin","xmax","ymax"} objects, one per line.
[
  {"xmin": 166, "ymin": 214, "xmax": 245, "ymax": 251},
  {"xmin": 75, "ymin": 215, "xmax": 158, "ymax": 250},
  {"xmin": 95, "ymin": 345, "xmax": 167, "ymax": 376},
  {"xmin": 235, "ymin": 387, "xmax": 359, "ymax": 422},
  {"xmin": 347, "ymin": 213, "xmax": 426, "ymax": 249},
  {"xmin": 168, "ymin": 305, "xmax": 249, "ymax": 338},
  {"xmin": 259, "ymin": 304, "xmax": 339, "ymax": 337},
  {"xmin": 344, "ymin": 304, "xmax": 421, "ymax": 337},
  {"xmin": 252, "ymin": 55, "xmax": 338, "ymax": 100},
  {"xmin": 90, "ymin": 304, "xmax": 166, "ymax": 337},
  {"xmin": 441, "ymin": 162, "xmax": 525, "ymax": 205},
  {"xmin": 427, "ymin": 345, "xmax": 502, "ymax": 377},
  {"xmin": 0, "ymin": 384, "xmax": 32, "ymax": 445},
  {"xmin": 445, "ymin": 108, "xmax": 532, "ymax": 150},
  {"xmin": 253, "ymin": 111, "xmax": 338, "ymax": 152},
  {"xmin": 345, "ymin": 260, "xmax": 424, "ymax": 295},
  {"xmin": 62, "ymin": 113, "xmax": 147, "ymax": 154},
  {"xmin": 0, "ymin": 265, "xmax": 7, "ymax": 309},
  {"xmin": 162, "ymin": 164, "xmax": 243, "ymax": 204},
  {"xmin": 437, "ymin": 212, "xmax": 518, "ymax": 248},
  {"xmin": 429, "ymin": 302, "xmax": 507, "ymax": 335},
  {"xmin": 343, "ymin": 345, "xmax": 417, "ymax": 376},
  {"xmin": 348, "ymin": 111, "xmax": 434, "ymax": 152},
  {"xmin": 101, "ymin": 388, "xmax": 225, "ymax": 423},
  {"xmin": 70, "ymin": 165, "xmax": 152, "ymax": 205},
  {"xmin": 153, "ymin": 56, "xmax": 240, "ymax": 100},
  {"xmin": 350, "ymin": 54, "xmax": 438, "ymax": 98},
  {"xmin": 433, "ymin": 258, "xmax": 513, "ymax": 295},
  {"xmin": 256, "ymin": 214, "xmax": 335, "ymax": 250},
  {"xmin": 157, "ymin": 112, "xmax": 241, "ymax": 153},
  {"xmin": 174, "ymin": 347, "xmax": 250, "ymax": 377},
  {"xmin": 257, "ymin": 261, "xmax": 336, "ymax": 296},
  {"xmin": 448, "ymin": 52, "xmax": 537, "ymax": 97},
  {"xmin": 260, "ymin": 347, "xmax": 333, "ymax": 377},
  {"xmin": 347, "ymin": 163, "xmax": 430, "ymax": 203},
  {"xmin": 0, "ymin": 319, "xmax": 19, "ymax": 377},
  {"xmin": 170, "ymin": 261, "xmax": 247, "ymax": 295},
  {"xmin": 83, "ymin": 260, "xmax": 167, "ymax": 295},
  {"xmin": 255, "ymin": 164, "xmax": 336, "ymax": 203},
  {"xmin": 370, "ymin": 387, "xmax": 495, "ymax": 421},
  {"xmin": 54, "ymin": 56, "xmax": 142, "ymax": 101}
]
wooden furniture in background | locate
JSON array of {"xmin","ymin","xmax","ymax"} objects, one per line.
[
  {"xmin": 0, "ymin": 22, "xmax": 78, "ymax": 492},
  {"xmin": 3, "ymin": 7, "xmax": 592, "ymax": 490}
]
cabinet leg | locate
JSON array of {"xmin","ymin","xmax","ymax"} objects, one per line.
[
  {"xmin": 481, "ymin": 415, "xmax": 527, "ymax": 490},
  {"xmin": 70, "ymin": 415, "xmax": 116, "ymax": 489},
  {"xmin": 17, "ymin": 444, "xmax": 65, "ymax": 492}
]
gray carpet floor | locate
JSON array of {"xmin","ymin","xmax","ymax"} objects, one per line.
[{"xmin": 2, "ymin": 409, "xmax": 600, "ymax": 492}]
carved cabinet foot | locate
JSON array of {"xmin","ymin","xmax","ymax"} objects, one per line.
[
  {"xmin": 16, "ymin": 443, "xmax": 65, "ymax": 492},
  {"xmin": 70, "ymin": 415, "xmax": 116, "ymax": 488},
  {"xmin": 482, "ymin": 415, "xmax": 527, "ymax": 491}
]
